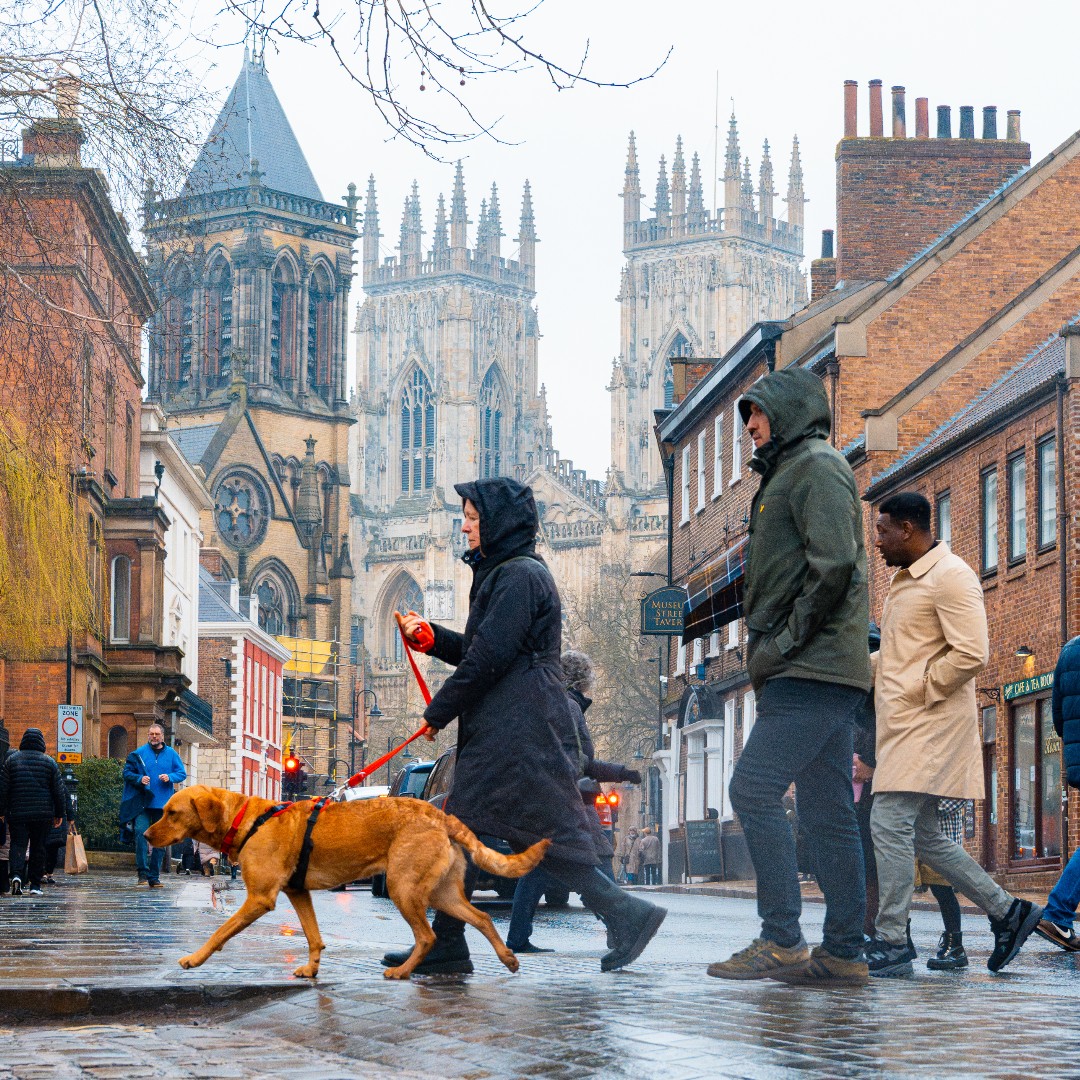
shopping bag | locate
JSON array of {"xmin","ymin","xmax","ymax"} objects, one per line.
[{"xmin": 65, "ymin": 828, "xmax": 89, "ymax": 874}]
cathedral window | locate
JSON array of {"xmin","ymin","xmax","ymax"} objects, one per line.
[
  {"xmin": 308, "ymin": 265, "xmax": 334, "ymax": 401},
  {"xmin": 256, "ymin": 578, "xmax": 286, "ymax": 635},
  {"xmin": 251, "ymin": 563, "xmax": 300, "ymax": 637},
  {"xmin": 110, "ymin": 555, "xmax": 131, "ymax": 644},
  {"xmin": 400, "ymin": 366, "xmax": 436, "ymax": 494},
  {"xmin": 271, "ymin": 259, "xmax": 298, "ymax": 385},
  {"xmin": 391, "ymin": 578, "xmax": 425, "ymax": 663},
  {"xmin": 663, "ymin": 360, "xmax": 674, "ymax": 409},
  {"xmin": 478, "ymin": 368, "xmax": 504, "ymax": 478},
  {"xmin": 204, "ymin": 257, "xmax": 232, "ymax": 381},
  {"xmin": 163, "ymin": 263, "xmax": 194, "ymax": 386},
  {"xmin": 662, "ymin": 332, "xmax": 693, "ymax": 410}
]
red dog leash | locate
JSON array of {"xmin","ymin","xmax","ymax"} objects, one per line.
[{"xmin": 341, "ymin": 615, "xmax": 432, "ymax": 790}]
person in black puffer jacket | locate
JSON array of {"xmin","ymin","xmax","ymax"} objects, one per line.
[{"xmin": 0, "ymin": 728, "xmax": 65, "ymax": 896}]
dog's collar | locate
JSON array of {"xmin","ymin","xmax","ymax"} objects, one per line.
[{"xmin": 219, "ymin": 800, "xmax": 250, "ymax": 861}]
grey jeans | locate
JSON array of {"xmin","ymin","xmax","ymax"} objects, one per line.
[{"xmin": 871, "ymin": 791, "xmax": 1012, "ymax": 945}]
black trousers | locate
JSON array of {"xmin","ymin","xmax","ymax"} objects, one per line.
[{"xmin": 9, "ymin": 819, "xmax": 51, "ymax": 889}]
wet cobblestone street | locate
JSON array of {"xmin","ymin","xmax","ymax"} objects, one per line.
[{"xmin": 2, "ymin": 871, "xmax": 1079, "ymax": 1078}]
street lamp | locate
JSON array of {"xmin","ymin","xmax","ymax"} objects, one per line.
[
  {"xmin": 386, "ymin": 736, "xmax": 414, "ymax": 785},
  {"xmin": 351, "ymin": 688, "xmax": 383, "ymax": 777},
  {"xmin": 324, "ymin": 757, "xmax": 351, "ymax": 789}
]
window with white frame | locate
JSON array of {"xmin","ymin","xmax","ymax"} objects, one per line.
[
  {"xmin": 697, "ymin": 430, "xmax": 707, "ymax": 511},
  {"xmin": 742, "ymin": 690, "xmax": 756, "ymax": 745},
  {"xmin": 1037, "ymin": 436, "xmax": 1057, "ymax": 549},
  {"xmin": 727, "ymin": 617, "xmax": 740, "ymax": 650},
  {"xmin": 680, "ymin": 446, "xmax": 691, "ymax": 524},
  {"xmin": 936, "ymin": 491, "xmax": 951, "ymax": 546},
  {"xmin": 675, "ymin": 641, "xmax": 686, "ymax": 675},
  {"xmin": 712, "ymin": 416, "xmax": 723, "ymax": 499},
  {"xmin": 708, "ymin": 631, "xmax": 720, "ymax": 657},
  {"xmin": 692, "ymin": 636, "xmax": 703, "ymax": 669},
  {"xmin": 730, "ymin": 402, "xmax": 742, "ymax": 484}
]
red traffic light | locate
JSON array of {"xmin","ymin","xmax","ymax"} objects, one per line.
[
  {"xmin": 607, "ymin": 791, "xmax": 620, "ymax": 809},
  {"xmin": 284, "ymin": 754, "xmax": 299, "ymax": 773},
  {"xmin": 594, "ymin": 792, "xmax": 608, "ymax": 806}
]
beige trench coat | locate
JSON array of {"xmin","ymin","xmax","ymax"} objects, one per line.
[{"xmin": 873, "ymin": 543, "xmax": 988, "ymax": 799}]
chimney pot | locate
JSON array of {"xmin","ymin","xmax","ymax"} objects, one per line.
[
  {"xmin": 821, "ymin": 228, "xmax": 835, "ymax": 259},
  {"xmin": 915, "ymin": 97, "xmax": 929, "ymax": 139},
  {"xmin": 891, "ymin": 85, "xmax": 907, "ymax": 139},
  {"xmin": 869, "ymin": 80, "xmax": 884, "ymax": 137},
  {"xmin": 936, "ymin": 105, "xmax": 952, "ymax": 139},
  {"xmin": 982, "ymin": 106, "xmax": 998, "ymax": 140},
  {"xmin": 959, "ymin": 106, "xmax": 975, "ymax": 139},
  {"xmin": 1007, "ymin": 109, "xmax": 1022, "ymax": 141},
  {"xmin": 56, "ymin": 76, "xmax": 80, "ymax": 121},
  {"xmin": 843, "ymin": 80, "xmax": 858, "ymax": 138}
]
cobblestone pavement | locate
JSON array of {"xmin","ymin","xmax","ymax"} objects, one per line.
[{"xmin": 2, "ymin": 871, "xmax": 1080, "ymax": 1078}]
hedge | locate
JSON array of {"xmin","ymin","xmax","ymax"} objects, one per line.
[{"xmin": 71, "ymin": 757, "xmax": 128, "ymax": 851}]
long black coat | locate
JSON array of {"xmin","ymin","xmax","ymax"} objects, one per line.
[
  {"xmin": 423, "ymin": 478, "xmax": 598, "ymax": 864},
  {"xmin": 0, "ymin": 728, "xmax": 65, "ymax": 824}
]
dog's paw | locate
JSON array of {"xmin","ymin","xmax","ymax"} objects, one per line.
[
  {"xmin": 501, "ymin": 954, "xmax": 520, "ymax": 974},
  {"xmin": 293, "ymin": 963, "xmax": 319, "ymax": 978},
  {"xmin": 382, "ymin": 965, "xmax": 410, "ymax": 980},
  {"xmin": 178, "ymin": 954, "xmax": 199, "ymax": 970}
]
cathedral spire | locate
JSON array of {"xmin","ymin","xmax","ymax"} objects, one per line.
[
  {"xmin": 671, "ymin": 136, "xmax": 687, "ymax": 225},
  {"xmin": 450, "ymin": 160, "xmax": 467, "ymax": 270},
  {"xmin": 741, "ymin": 155, "xmax": 755, "ymax": 214},
  {"xmin": 622, "ymin": 131, "xmax": 641, "ymax": 231},
  {"xmin": 432, "ymin": 192, "xmax": 449, "ymax": 267},
  {"xmin": 785, "ymin": 134, "xmax": 806, "ymax": 230},
  {"xmin": 688, "ymin": 151, "xmax": 705, "ymax": 225},
  {"xmin": 758, "ymin": 139, "xmax": 774, "ymax": 229},
  {"xmin": 362, "ymin": 173, "xmax": 380, "ymax": 282},
  {"xmin": 517, "ymin": 180, "xmax": 536, "ymax": 285},
  {"xmin": 475, "ymin": 196, "xmax": 489, "ymax": 265},
  {"xmin": 723, "ymin": 111, "xmax": 741, "ymax": 213},
  {"xmin": 654, "ymin": 154, "xmax": 670, "ymax": 224},
  {"xmin": 399, "ymin": 181, "xmax": 423, "ymax": 273},
  {"xmin": 488, "ymin": 182, "xmax": 503, "ymax": 259}
]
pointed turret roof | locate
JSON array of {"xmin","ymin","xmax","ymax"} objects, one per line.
[{"xmin": 184, "ymin": 54, "xmax": 323, "ymax": 201}]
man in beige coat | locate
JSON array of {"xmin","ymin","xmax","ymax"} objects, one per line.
[{"xmin": 867, "ymin": 492, "xmax": 1042, "ymax": 976}]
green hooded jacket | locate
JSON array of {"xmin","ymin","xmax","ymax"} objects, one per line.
[{"xmin": 737, "ymin": 368, "xmax": 872, "ymax": 695}]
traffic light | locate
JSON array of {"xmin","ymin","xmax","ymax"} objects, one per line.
[
  {"xmin": 283, "ymin": 753, "xmax": 301, "ymax": 797},
  {"xmin": 594, "ymin": 791, "xmax": 613, "ymax": 829},
  {"xmin": 607, "ymin": 789, "xmax": 620, "ymax": 825}
]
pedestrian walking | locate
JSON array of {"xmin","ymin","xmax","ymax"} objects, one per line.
[
  {"xmin": 1034, "ymin": 633, "xmax": 1080, "ymax": 952},
  {"xmin": 637, "ymin": 828, "xmax": 661, "ymax": 885},
  {"xmin": 120, "ymin": 723, "xmax": 186, "ymax": 888},
  {"xmin": 381, "ymin": 477, "xmax": 666, "ymax": 975},
  {"xmin": 618, "ymin": 828, "xmax": 640, "ymax": 884},
  {"xmin": 917, "ymin": 799, "xmax": 969, "ymax": 970},
  {"xmin": 866, "ymin": 491, "xmax": 1041, "ymax": 976},
  {"xmin": 42, "ymin": 777, "xmax": 77, "ymax": 885},
  {"xmin": 0, "ymin": 728, "xmax": 65, "ymax": 896},
  {"xmin": 707, "ymin": 368, "xmax": 872, "ymax": 987}
]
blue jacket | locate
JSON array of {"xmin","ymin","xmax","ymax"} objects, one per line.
[
  {"xmin": 122, "ymin": 743, "xmax": 186, "ymax": 812},
  {"xmin": 1052, "ymin": 636, "xmax": 1080, "ymax": 789}
]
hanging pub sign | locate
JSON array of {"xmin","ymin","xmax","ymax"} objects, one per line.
[{"xmin": 640, "ymin": 585, "xmax": 687, "ymax": 637}]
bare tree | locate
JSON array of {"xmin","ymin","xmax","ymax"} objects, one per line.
[{"xmin": 214, "ymin": 0, "xmax": 670, "ymax": 152}]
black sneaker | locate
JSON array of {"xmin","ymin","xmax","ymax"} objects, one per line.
[
  {"xmin": 381, "ymin": 937, "xmax": 473, "ymax": 975},
  {"xmin": 988, "ymin": 899, "xmax": 1043, "ymax": 972},
  {"xmin": 10, "ymin": 877, "xmax": 22, "ymax": 897},
  {"xmin": 1035, "ymin": 919, "xmax": 1080, "ymax": 953},
  {"xmin": 926, "ymin": 931, "xmax": 968, "ymax": 971},
  {"xmin": 866, "ymin": 937, "xmax": 915, "ymax": 977},
  {"xmin": 508, "ymin": 941, "xmax": 554, "ymax": 954}
]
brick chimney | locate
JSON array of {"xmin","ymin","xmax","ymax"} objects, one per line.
[
  {"xmin": 834, "ymin": 79, "xmax": 1030, "ymax": 282},
  {"xmin": 670, "ymin": 357, "xmax": 716, "ymax": 405},
  {"xmin": 810, "ymin": 229, "xmax": 837, "ymax": 302},
  {"xmin": 22, "ymin": 76, "xmax": 84, "ymax": 168}
]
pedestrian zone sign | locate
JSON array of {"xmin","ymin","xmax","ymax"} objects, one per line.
[{"xmin": 57, "ymin": 704, "xmax": 83, "ymax": 764}]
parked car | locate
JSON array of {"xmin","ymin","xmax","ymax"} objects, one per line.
[{"xmin": 368, "ymin": 761, "xmax": 435, "ymax": 897}]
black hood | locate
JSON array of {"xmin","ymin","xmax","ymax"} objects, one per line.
[
  {"xmin": 454, "ymin": 477, "xmax": 540, "ymax": 578},
  {"xmin": 568, "ymin": 686, "xmax": 592, "ymax": 714},
  {"xmin": 737, "ymin": 368, "xmax": 830, "ymax": 477},
  {"xmin": 20, "ymin": 728, "xmax": 46, "ymax": 752}
]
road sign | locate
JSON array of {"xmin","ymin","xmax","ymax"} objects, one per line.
[
  {"xmin": 57, "ymin": 704, "xmax": 83, "ymax": 764},
  {"xmin": 640, "ymin": 585, "xmax": 686, "ymax": 636}
]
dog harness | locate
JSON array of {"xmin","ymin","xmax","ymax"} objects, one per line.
[{"xmin": 218, "ymin": 796, "xmax": 332, "ymax": 890}]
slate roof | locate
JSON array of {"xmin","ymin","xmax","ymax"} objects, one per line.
[
  {"xmin": 866, "ymin": 334, "xmax": 1066, "ymax": 497},
  {"xmin": 171, "ymin": 424, "xmax": 219, "ymax": 467},
  {"xmin": 184, "ymin": 57, "xmax": 323, "ymax": 201},
  {"xmin": 198, "ymin": 566, "xmax": 248, "ymax": 625}
]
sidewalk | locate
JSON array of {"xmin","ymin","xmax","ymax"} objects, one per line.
[{"xmin": 0, "ymin": 869, "xmax": 307, "ymax": 1018}]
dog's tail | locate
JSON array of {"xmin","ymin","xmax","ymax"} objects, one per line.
[{"xmin": 444, "ymin": 815, "xmax": 550, "ymax": 879}]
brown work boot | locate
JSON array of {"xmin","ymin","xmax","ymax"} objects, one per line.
[
  {"xmin": 707, "ymin": 937, "xmax": 810, "ymax": 980},
  {"xmin": 769, "ymin": 945, "xmax": 869, "ymax": 987}
]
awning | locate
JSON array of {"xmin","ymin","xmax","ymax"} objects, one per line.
[
  {"xmin": 682, "ymin": 537, "xmax": 748, "ymax": 645},
  {"xmin": 277, "ymin": 637, "xmax": 336, "ymax": 675}
]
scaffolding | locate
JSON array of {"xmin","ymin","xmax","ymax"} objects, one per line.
[{"xmin": 278, "ymin": 635, "xmax": 346, "ymax": 784}]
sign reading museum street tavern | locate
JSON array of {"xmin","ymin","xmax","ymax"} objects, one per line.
[{"xmin": 640, "ymin": 585, "xmax": 686, "ymax": 637}]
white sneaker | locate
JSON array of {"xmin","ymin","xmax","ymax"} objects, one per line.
[{"xmin": 27, "ymin": 887, "xmax": 43, "ymax": 897}]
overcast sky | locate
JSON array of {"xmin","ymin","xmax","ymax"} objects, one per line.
[{"xmin": 179, "ymin": 0, "xmax": 1077, "ymax": 478}]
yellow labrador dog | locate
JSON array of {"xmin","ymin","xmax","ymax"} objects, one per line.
[{"xmin": 145, "ymin": 785, "xmax": 548, "ymax": 979}]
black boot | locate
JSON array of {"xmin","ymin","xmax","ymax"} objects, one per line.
[
  {"xmin": 381, "ymin": 935, "xmax": 473, "ymax": 975},
  {"xmin": 906, "ymin": 919, "xmax": 918, "ymax": 959},
  {"xmin": 926, "ymin": 931, "xmax": 968, "ymax": 971}
]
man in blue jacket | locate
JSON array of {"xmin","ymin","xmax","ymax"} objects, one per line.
[
  {"xmin": 1035, "ymin": 637, "xmax": 1080, "ymax": 950},
  {"xmin": 121, "ymin": 723, "xmax": 185, "ymax": 887}
]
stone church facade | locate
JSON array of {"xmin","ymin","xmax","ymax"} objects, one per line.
[{"xmin": 143, "ymin": 55, "xmax": 358, "ymax": 782}]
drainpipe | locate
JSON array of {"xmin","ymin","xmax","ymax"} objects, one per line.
[
  {"xmin": 826, "ymin": 360, "xmax": 840, "ymax": 447},
  {"xmin": 1057, "ymin": 375, "xmax": 1070, "ymax": 865}
]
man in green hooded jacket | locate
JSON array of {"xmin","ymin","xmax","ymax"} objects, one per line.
[{"xmin": 707, "ymin": 367, "xmax": 872, "ymax": 987}]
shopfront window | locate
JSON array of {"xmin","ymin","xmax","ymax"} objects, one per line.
[
  {"xmin": 1013, "ymin": 702, "xmax": 1035, "ymax": 860},
  {"xmin": 1012, "ymin": 697, "xmax": 1061, "ymax": 862}
]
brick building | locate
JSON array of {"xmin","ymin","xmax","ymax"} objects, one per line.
[
  {"xmin": 0, "ymin": 85, "xmax": 196, "ymax": 759},
  {"xmin": 655, "ymin": 76, "xmax": 1080, "ymax": 889}
]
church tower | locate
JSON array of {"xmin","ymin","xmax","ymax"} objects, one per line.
[
  {"xmin": 143, "ymin": 54, "xmax": 358, "ymax": 781},
  {"xmin": 611, "ymin": 117, "xmax": 807, "ymax": 494}
]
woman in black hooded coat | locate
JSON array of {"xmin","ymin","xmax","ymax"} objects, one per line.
[{"xmin": 383, "ymin": 477, "xmax": 665, "ymax": 975}]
